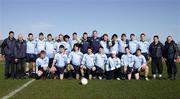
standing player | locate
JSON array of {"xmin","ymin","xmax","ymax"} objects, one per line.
[
  {"xmin": 94, "ymin": 46, "xmax": 107, "ymax": 80},
  {"xmin": 133, "ymin": 49, "xmax": 149, "ymax": 80},
  {"xmin": 80, "ymin": 47, "xmax": 96, "ymax": 80},
  {"xmin": 121, "ymin": 47, "xmax": 135, "ymax": 80},
  {"xmin": 106, "ymin": 51, "xmax": 121, "ymax": 80},
  {"xmin": 80, "ymin": 32, "xmax": 90, "ymax": 54},
  {"xmin": 36, "ymin": 32, "xmax": 46, "ymax": 54},
  {"xmin": 45, "ymin": 34, "xmax": 56, "ymax": 68},
  {"xmin": 128, "ymin": 34, "xmax": 138, "ymax": 54},
  {"xmin": 25, "ymin": 33, "xmax": 37, "ymax": 77},
  {"xmin": 138, "ymin": 33, "xmax": 150, "ymax": 61},
  {"xmin": 100, "ymin": 34, "xmax": 110, "ymax": 57},
  {"xmin": 118, "ymin": 33, "xmax": 129, "ymax": 59},
  {"xmin": 110, "ymin": 34, "xmax": 119, "ymax": 55},
  {"xmin": 51, "ymin": 45, "xmax": 68, "ymax": 80},
  {"xmin": 70, "ymin": 32, "xmax": 81, "ymax": 49},
  {"xmin": 89, "ymin": 30, "xmax": 101, "ymax": 54},
  {"xmin": 68, "ymin": 43, "xmax": 83, "ymax": 80},
  {"xmin": 149, "ymin": 35, "xmax": 164, "ymax": 80}
]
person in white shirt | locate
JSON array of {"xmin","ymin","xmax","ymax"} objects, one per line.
[
  {"xmin": 128, "ymin": 34, "xmax": 138, "ymax": 54},
  {"xmin": 94, "ymin": 46, "xmax": 107, "ymax": 80},
  {"xmin": 121, "ymin": 47, "xmax": 135, "ymax": 80},
  {"xmin": 36, "ymin": 32, "xmax": 46, "ymax": 54},
  {"xmin": 68, "ymin": 43, "xmax": 83, "ymax": 80},
  {"xmin": 35, "ymin": 50, "xmax": 49, "ymax": 79},
  {"xmin": 118, "ymin": 33, "xmax": 129, "ymax": 59},
  {"xmin": 25, "ymin": 33, "xmax": 37, "ymax": 77},
  {"xmin": 100, "ymin": 34, "xmax": 110, "ymax": 57},
  {"xmin": 133, "ymin": 49, "xmax": 149, "ymax": 80},
  {"xmin": 70, "ymin": 32, "xmax": 81, "ymax": 49},
  {"xmin": 80, "ymin": 47, "xmax": 96, "ymax": 80},
  {"xmin": 45, "ymin": 34, "xmax": 56, "ymax": 68},
  {"xmin": 50, "ymin": 45, "xmax": 68, "ymax": 80},
  {"xmin": 106, "ymin": 51, "xmax": 121, "ymax": 80}
]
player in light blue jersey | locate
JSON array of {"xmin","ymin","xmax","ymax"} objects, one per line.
[
  {"xmin": 133, "ymin": 49, "xmax": 149, "ymax": 80},
  {"xmin": 50, "ymin": 45, "xmax": 68, "ymax": 80},
  {"xmin": 36, "ymin": 32, "xmax": 46, "ymax": 54},
  {"xmin": 128, "ymin": 34, "xmax": 138, "ymax": 54},
  {"xmin": 80, "ymin": 47, "xmax": 96, "ymax": 80},
  {"xmin": 45, "ymin": 34, "xmax": 56, "ymax": 68},
  {"xmin": 121, "ymin": 47, "xmax": 135, "ymax": 80},
  {"xmin": 68, "ymin": 43, "xmax": 83, "ymax": 80},
  {"xmin": 100, "ymin": 34, "xmax": 110, "ymax": 57},
  {"xmin": 35, "ymin": 50, "xmax": 49, "ymax": 79},
  {"xmin": 118, "ymin": 33, "xmax": 129, "ymax": 59},
  {"xmin": 94, "ymin": 46, "xmax": 107, "ymax": 80},
  {"xmin": 106, "ymin": 51, "xmax": 121, "ymax": 80},
  {"xmin": 138, "ymin": 33, "xmax": 150, "ymax": 61}
]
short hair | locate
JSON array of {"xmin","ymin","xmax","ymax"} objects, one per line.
[
  {"xmin": 39, "ymin": 32, "xmax": 44, "ymax": 36},
  {"xmin": 154, "ymin": 35, "xmax": 159, "ymax": 39},
  {"xmin": 92, "ymin": 30, "xmax": 98, "ymax": 33},
  {"xmin": 64, "ymin": 35, "xmax": 70, "ymax": 39},
  {"xmin": 111, "ymin": 34, "xmax": 118, "ymax": 39},
  {"xmin": 28, "ymin": 33, "xmax": 33, "ymax": 37},
  {"xmin": 99, "ymin": 46, "xmax": 104, "ymax": 49},
  {"xmin": 87, "ymin": 46, "xmax": 93, "ymax": 50},
  {"xmin": 130, "ymin": 33, "xmax": 135, "ymax": 37},
  {"xmin": 83, "ymin": 32, "xmax": 88, "ymax": 35},
  {"xmin": 9, "ymin": 31, "xmax": 14, "ymax": 35},
  {"xmin": 121, "ymin": 33, "xmax": 126, "ymax": 37},
  {"xmin": 140, "ymin": 33, "xmax": 146, "ymax": 36},
  {"xmin": 40, "ymin": 50, "xmax": 46, "ymax": 55},
  {"xmin": 103, "ymin": 34, "xmax": 108, "ymax": 37},
  {"xmin": 73, "ymin": 32, "xmax": 77, "ymax": 36},
  {"xmin": 47, "ymin": 34, "xmax": 52, "ymax": 37},
  {"xmin": 136, "ymin": 48, "xmax": 141, "ymax": 52},
  {"xmin": 59, "ymin": 45, "xmax": 65, "ymax": 49},
  {"xmin": 125, "ymin": 47, "xmax": 129, "ymax": 50},
  {"xmin": 73, "ymin": 43, "xmax": 79, "ymax": 48}
]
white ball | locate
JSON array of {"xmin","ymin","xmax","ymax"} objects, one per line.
[
  {"xmin": 81, "ymin": 77, "xmax": 88, "ymax": 85},
  {"xmin": 37, "ymin": 71, "xmax": 43, "ymax": 76}
]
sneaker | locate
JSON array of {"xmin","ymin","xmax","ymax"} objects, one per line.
[
  {"xmin": 153, "ymin": 74, "xmax": 156, "ymax": 79},
  {"xmin": 145, "ymin": 77, "xmax": 149, "ymax": 81},
  {"xmin": 116, "ymin": 78, "xmax": 121, "ymax": 80},
  {"xmin": 159, "ymin": 74, "xmax": 162, "ymax": 80},
  {"xmin": 98, "ymin": 76, "xmax": 102, "ymax": 80}
]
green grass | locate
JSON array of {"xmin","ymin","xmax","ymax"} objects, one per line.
[{"xmin": 0, "ymin": 61, "xmax": 180, "ymax": 99}]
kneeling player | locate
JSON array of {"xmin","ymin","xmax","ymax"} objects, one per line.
[
  {"xmin": 68, "ymin": 43, "xmax": 83, "ymax": 79},
  {"xmin": 133, "ymin": 49, "xmax": 149, "ymax": 80},
  {"xmin": 36, "ymin": 50, "xmax": 49, "ymax": 79},
  {"xmin": 121, "ymin": 47, "xmax": 135, "ymax": 80},
  {"xmin": 80, "ymin": 47, "xmax": 96, "ymax": 80},
  {"xmin": 94, "ymin": 46, "xmax": 107, "ymax": 80},
  {"xmin": 50, "ymin": 45, "xmax": 68, "ymax": 80}
]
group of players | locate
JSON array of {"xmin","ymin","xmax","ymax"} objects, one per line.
[{"xmin": 1, "ymin": 30, "xmax": 179, "ymax": 80}]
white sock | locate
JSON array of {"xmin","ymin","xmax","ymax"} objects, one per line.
[{"xmin": 159, "ymin": 74, "xmax": 162, "ymax": 78}]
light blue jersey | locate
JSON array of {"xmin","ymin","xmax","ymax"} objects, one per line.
[
  {"xmin": 121, "ymin": 54, "xmax": 135, "ymax": 67},
  {"xmin": 128, "ymin": 40, "xmax": 138, "ymax": 54},
  {"xmin": 106, "ymin": 57, "xmax": 121, "ymax": 71},
  {"xmin": 100, "ymin": 40, "xmax": 110, "ymax": 54},
  {"xmin": 118, "ymin": 39, "xmax": 128, "ymax": 53},
  {"xmin": 81, "ymin": 53, "xmax": 95, "ymax": 69},
  {"xmin": 26, "ymin": 39, "xmax": 37, "ymax": 54},
  {"xmin": 110, "ymin": 40, "xmax": 119, "ymax": 54},
  {"xmin": 94, "ymin": 53, "xmax": 107, "ymax": 70},
  {"xmin": 138, "ymin": 40, "xmax": 150, "ymax": 53},
  {"xmin": 68, "ymin": 51, "xmax": 83, "ymax": 66},
  {"xmin": 36, "ymin": 56, "xmax": 49, "ymax": 67},
  {"xmin": 36, "ymin": 39, "xmax": 46, "ymax": 54},
  {"xmin": 54, "ymin": 52, "xmax": 68, "ymax": 67},
  {"xmin": 45, "ymin": 40, "xmax": 56, "ymax": 58},
  {"xmin": 134, "ymin": 55, "xmax": 146, "ymax": 69}
]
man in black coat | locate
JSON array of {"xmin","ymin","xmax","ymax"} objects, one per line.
[
  {"xmin": 149, "ymin": 35, "xmax": 164, "ymax": 80},
  {"xmin": 1, "ymin": 31, "xmax": 16, "ymax": 79},
  {"xmin": 164, "ymin": 36, "xmax": 178, "ymax": 80},
  {"xmin": 14, "ymin": 34, "xmax": 27, "ymax": 79}
]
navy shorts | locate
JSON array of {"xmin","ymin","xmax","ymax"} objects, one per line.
[
  {"xmin": 72, "ymin": 65, "xmax": 80, "ymax": 74},
  {"xmin": 133, "ymin": 68, "xmax": 139, "ymax": 74},
  {"xmin": 127, "ymin": 66, "xmax": 133, "ymax": 74},
  {"xmin": 26, "ymin": 53, "xmax": 37, "ymax": 62},
  {"xmin": 86, "ymin": 68, "xmax": 93, "ymax": 75},
  {"xmin": 55, "ymin": 66, "xmax": 65, "ymax": 75},
  {"xmin": 96, "ymin": 66, "xmax": 104, "ymax": 73}
]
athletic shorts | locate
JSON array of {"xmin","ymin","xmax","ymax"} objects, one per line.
[{"xmin": 26, "ymin": 53, "xmax": 37, "ymax": 62}]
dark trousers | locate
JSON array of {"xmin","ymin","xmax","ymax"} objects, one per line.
[
  {"xmin": 166, "ymin": 60, "xmax": 177, "ymax": 77},
  {"xmin": 106, "ymin": 70, "xmax": 114, "ymax": 80},
  {"xmin": 16, "ymin": 58, "xmax": 25, "ymax": 78},
  {"xmin": 151, "ymin": 57, "xmax": 163, "ymax": 75},
  {"xmin": 5, "ymin": 56, "xmax": 15, "ymax": 78},
  {"xmin": 48, "ymin": 58, "xmax": 54, "ymax": 68}
]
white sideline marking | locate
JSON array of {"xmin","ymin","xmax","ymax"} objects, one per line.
[{"xmin": 1, "ymin": 79, "xmax": 35, "ymax": 99}]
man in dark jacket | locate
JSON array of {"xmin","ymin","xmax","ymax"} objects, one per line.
[
  {"xmin": 149, "ymin": 35, "xmax": 164, "ymax": 80},
  {"xmin": 1, "ymin": 31, "xmax": 16, "ymax": 79},
  {"xmin": 15, "ymin": 34, "xmax": 27, "ymax": 79},
  {"xmin": 80, "ymin": 32, "xmax": 90, "ymax": 54},
  {"xmin": 164, "ymin": 36, "xmax": 178, "ymax": 80},
  {"xmin": 89, "ymin": 30, "xmax": 101, "ymax": 54}
]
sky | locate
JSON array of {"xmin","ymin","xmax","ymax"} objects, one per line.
[{"xmin": 0, "ymin": 0, "xmax": 180, "ymax": 42}]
